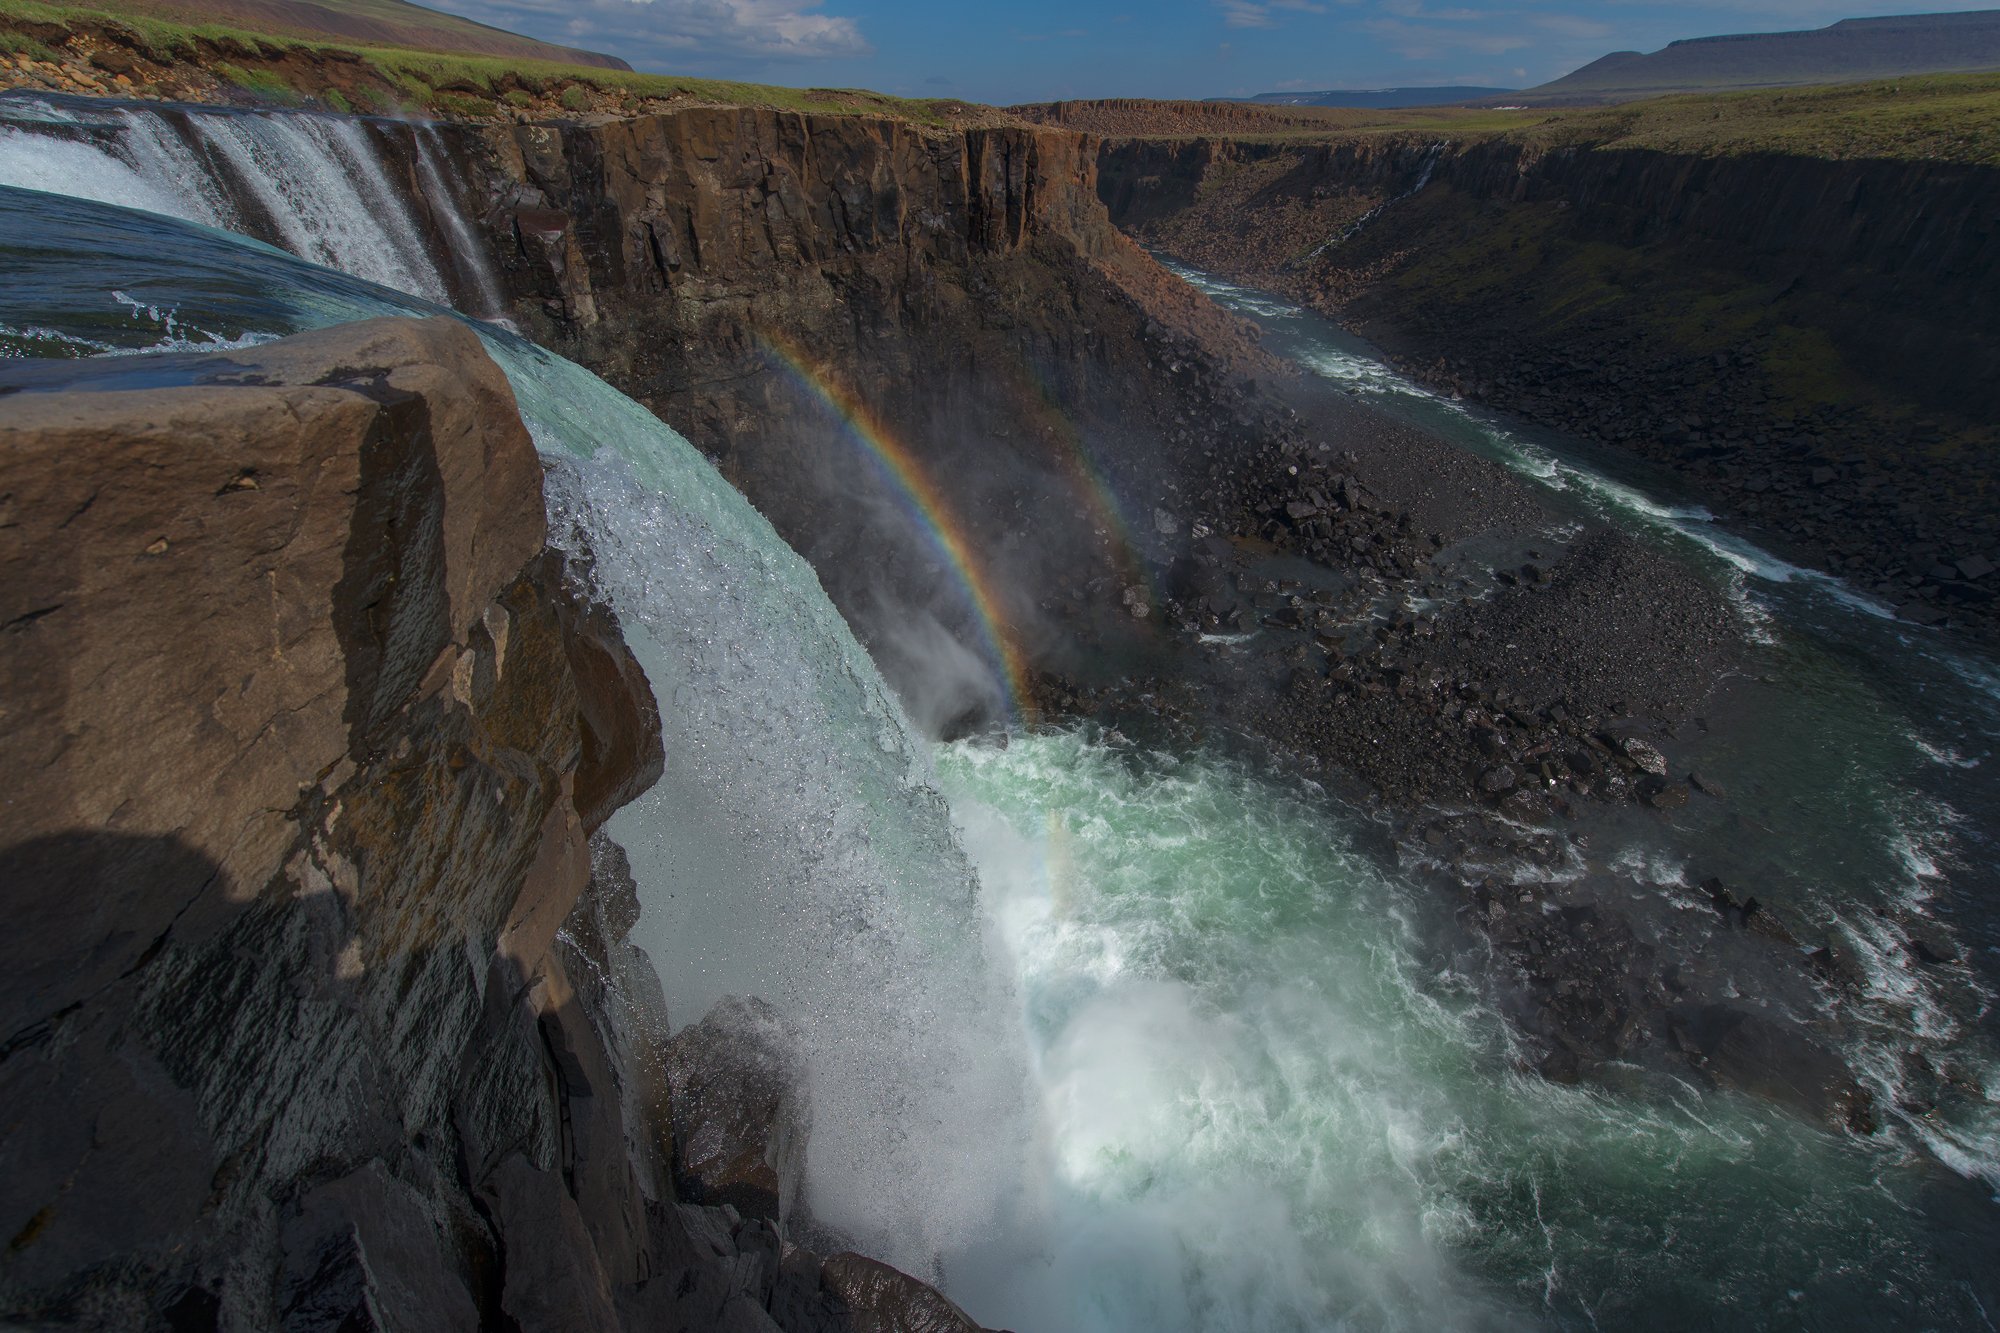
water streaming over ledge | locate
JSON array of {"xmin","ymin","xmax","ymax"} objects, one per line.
[
  {"xmin": 0, "ymin": 184, "xmax": 1034, "ymax": 1287},
  {"xmin": 4, "ymin": 95, "xmax": 2000, "ymax": 1327},
  {"xmin": 0, "ymin": 94, "xmax": 502, "ymax": 314}
]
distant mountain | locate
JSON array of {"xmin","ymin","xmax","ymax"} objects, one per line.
[
  {"xmin": 1505, "ymin": 9, "xmax": 2000, "ymax": 105},
  {"xmin": 101, "ymin": 0, "xmax": 633, "ymax": 70},
  {"xmin": 1222, "ymin": 86, "xmax": 1513, "ymax": 109}
]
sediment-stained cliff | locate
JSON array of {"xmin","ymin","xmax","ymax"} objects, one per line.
[
  {"xmin": 0, "ymin": 317, "xmax": 980, "ymax": 1332},
  {"xmin": 1097, "ymin": 131, "xmax": 2000, "ymax": 639}
]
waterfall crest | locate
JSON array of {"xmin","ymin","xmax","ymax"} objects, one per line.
[{"xmin": 0, "ymin": 96, "xmax": 501, "ymax": 315}]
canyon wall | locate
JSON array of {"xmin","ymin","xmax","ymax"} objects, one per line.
[
  {"xmin": 0, "ymin": 318, "xmax": 979, "ymax": 1332},
  {"xmin": 429, "ymin": 108, "xmax": 1307, "ymax": 726},
  {"xmin": 1098, "ymin": 131, "xmax": 2000, "ymax": 638}
]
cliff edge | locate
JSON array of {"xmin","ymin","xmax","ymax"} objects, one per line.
[{"xmin": 0, "ymin": 317, "xmax": 982, "ymax": 1332}]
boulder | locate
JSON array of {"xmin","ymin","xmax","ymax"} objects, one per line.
[
  {"xmin": 817, "ymin": 1253, "xmax": 985, "ymax": 1333},
  {"xmin": 666, "ymin": 996, "xmax": 812, "ymax": 1228},
  {"xmin": 1620, "ymin": 736, "xmax": 1669, "ymax": 776}
]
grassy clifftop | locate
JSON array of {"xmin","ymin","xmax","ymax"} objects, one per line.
[
  {"xmin": 1027, "ymin": 73, "xmax": 2000, "ymax": 168},
  {"xmin": 0, "ymin": 0, "xmax": 1005, "ymax": 127},
  {"xmin": 1510, "ymin": 73, "xmax": 2000, "ymax": 167}
]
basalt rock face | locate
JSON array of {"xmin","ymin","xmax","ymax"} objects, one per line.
[
  {"xmin": 0, "ymin": 317, "xmax": 973, "ymax": 1332},
  {"xmin": 441, "ymin": 108, "xmax": 1297, "ymax": 727},
  {"xmin": 1099, "ymin": 132, "xmax": 2000, "ymax": 642}
]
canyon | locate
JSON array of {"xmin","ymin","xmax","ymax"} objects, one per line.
[
  {"xmin": 1081, "ymin": 114, "xmax": 2000, "ymax": 641},
  {"xmin": 2, "ymin": 65, "xmax": 1998, "ymax": 1331}
]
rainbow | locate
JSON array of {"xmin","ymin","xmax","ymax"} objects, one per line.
[
  {"xmin": 1003, "ymin": 357, "xmax": 1157, "ymax": 601},
  {"xmin": 758, "ymin": 331, "xmax": 1036, "ymax": 720}
]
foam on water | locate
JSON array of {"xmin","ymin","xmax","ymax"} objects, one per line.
[
  {"xmin": 937, "ymin": 729, "xmax": 1995, "ymax": 1330},
  {"xmin": 1163, "ymin": 258, "xmax": 1908, "ymax": 623}
]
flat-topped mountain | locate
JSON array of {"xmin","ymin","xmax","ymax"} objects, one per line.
[{"xmin": 1509, "ymin": 8, "xmax": 2000, "ymax": 105}]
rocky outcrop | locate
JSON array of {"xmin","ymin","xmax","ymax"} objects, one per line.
[
  {"xmin": 0, "ymin": 317, "xmax": 980, "ymax": 1332},
  {"xmin": 666, "ymin": 996, "xmax": 811, "ymax": 1228}
]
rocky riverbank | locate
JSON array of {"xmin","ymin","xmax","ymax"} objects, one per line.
[
  {"xmin": 0, "ymin": 317, "xmax": 987, "ymax": 1332},
  {"xmin": 1094, "ymin": 131, "xmax": 2000, "ymax": 646},
  {"xmin": 1019, "ymin": 364, "xmax": 1882, "ymax": 1130}
]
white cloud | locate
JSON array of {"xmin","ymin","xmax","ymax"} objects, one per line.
[
  {"xmin": 1379, "ymin": 0, "xmax": 1491, "ymax": 19},
  {"xmin": 430, "ymin": 0, "xmax": 870, "ymax": 64},
  {"xmin": 1215, "ymin": 0, "xmax": 1328, "ymax": 29},
  {"xmin": 1530, "ymin": 13, "xmax": 1613, "ymax": 39},
  {"xmin": 1220, "ymin": 1, "xmax": 1278, "ymax": 28}
]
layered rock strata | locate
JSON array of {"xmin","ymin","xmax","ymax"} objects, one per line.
[{"xmin": 444, "ymin": 108, "xmax": 1298, "ymax": 728}]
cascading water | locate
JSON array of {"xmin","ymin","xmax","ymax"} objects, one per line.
[
  {"xmin": 1297, "ymin": 142, "xmax": 1448, "ymax": 266},
  {"xmin": 413, "ymin": 125, "xmax": 509, "ymax": 320},
  {"xmin": 0, "ymin": 95, "xmax": 467, "ymax": 309},
  {"xmin": 0, "ymin": 184, "xmax": 1035, "ymax": 1287},
  {"xmin": 7, "ymin": 110, "xmax": 2000, "ymax": 1330}
]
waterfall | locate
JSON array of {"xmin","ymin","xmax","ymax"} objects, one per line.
[
  {"xmin": 0, "ymin": 96, "xmax": 478, "ymax": 311},
  {"xmin": 1294, "ymin": 140, "xmax": 1448, "ymax": 267},
  {"xmin": 184, "ymin": 111, "xmax": 450, "ymax": 305},
  {"xmin": 414, "ymin": 125, "xmax": 509, "ymax": 321},
  {"xmin": 13, "ymin": 94, "xmax": 2000, "ymax": 1331},
  {"xmin": 0, "ymin": 183, "xmax": 1032, "ymax": 1282}
]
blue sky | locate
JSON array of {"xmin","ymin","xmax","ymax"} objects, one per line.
[{"xmin": 428, "ymin": 0, "xmax": 2000, "ymax": 102}]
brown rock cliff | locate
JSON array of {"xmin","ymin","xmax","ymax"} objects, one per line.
[{"xmin": 0, "ymin": 317, "xmax": 980, "ymax": 1332}]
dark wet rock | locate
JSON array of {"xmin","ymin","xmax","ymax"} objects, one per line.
[
  {"xmin": 1910, "ymin": 931, "xmax": 1962, "ymax": 966},
  {"xmin": 815, "ymin": 1254, "xmax": 987, "ymax": 1333},
  {"xmin": 666, "ymin": 997, "xmax": 812, "ymax": 1228},
  {"xmin": 1669, "ymin": 1006, "xmax": 1876, "ymax": 1134},
  {"xmin": 1621, "ymin": 737, "xmax": 1669, "ymax": 777},
  {"xmin": 1688, "ymin": 770, "xmax": 1728, "ymax": 799},
  {"xmin": 279, "ymin": 1162, "xmax": 483, "ymax": 1331},
  {"xmin": 1641, "ymin": 777, "xmax": 1689, "ymax": 810},
  {"xmin": 1698, "ymin": 877, "xmax": 1798, "ymax": 947},
  {"xmin": 1479, "ymin": 764, "xmax": 1519, "ymax": 794}
]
